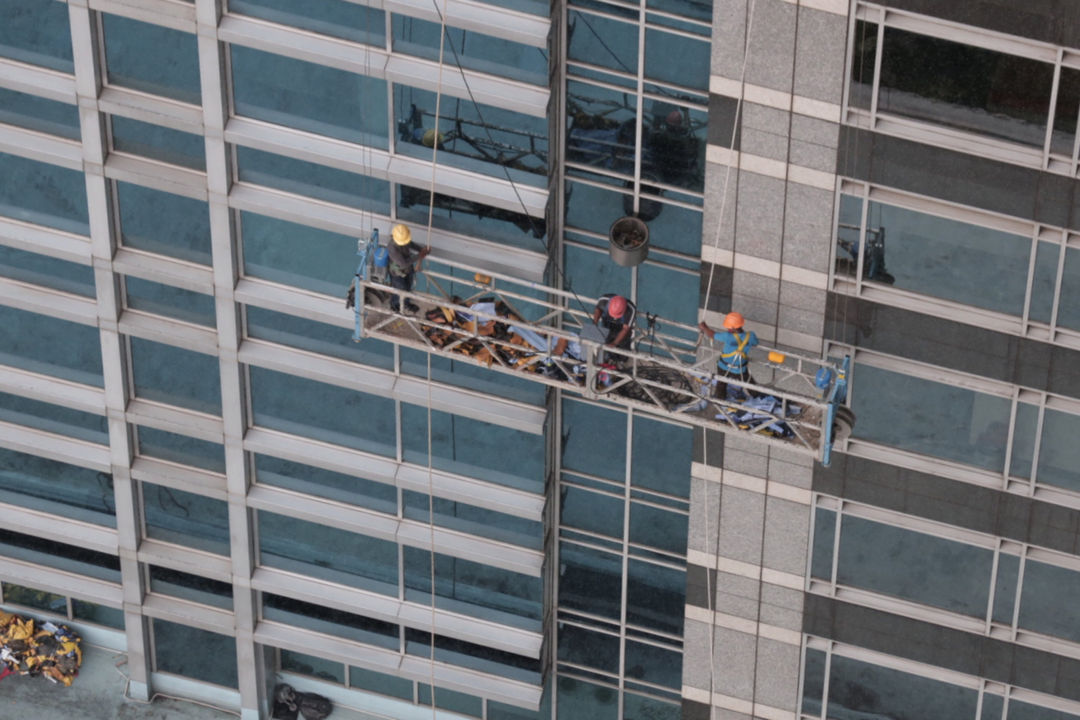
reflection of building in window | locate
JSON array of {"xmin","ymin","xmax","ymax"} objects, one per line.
[
  {"xmin": 398, "ymin": 184, "xmax": 545, "ymax": 238},
  {"xmin": 836, "ymin": 224, "xmax": 895, "ymax": 284}
]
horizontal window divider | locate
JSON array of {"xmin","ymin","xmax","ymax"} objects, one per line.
[
  {"xmin": 1008, "ymin": 680, "xmax": 1080, "ymax": 715},
  {"xmin": 871, "ymin": 115, "xmax": 1045, "ymax": 173},
  {"xmin": 0, "ymin": 556, "xmax": 122, "ymax": 608},
  {"xmin": 876, "ymin": 5, "xmax": 1058, "ymax": 63},
  {"xmin": 829, "ymin": 585, "xmax": 989, "ymax": 637},
  {"xmin": 384, "ymin": 0, "xmax": 550, "ymax": 47},
  {"xmin": 862, "ymin": 185, "xmax": 1036, "ymax": 238},
  {"xmin": 126, "ymin": 399, "xmax": 225, "ymax": 444},
  {"xmin": 104, "ymin": 153, "xmax": 208, "ymax": 202},
  {"xmin": 0, "ymin": 365, "xmax": 106, "ymax": 416},
  {"xmin": 843, "ymin": 439, "xmax": 1004, "ymax": 490},
  {"xmin": 140, "ymin": 592, "xmax": 234, "ymax": 635},
  {"xmin": 131, "ymin": 456, "xmax": 227, "ymax": 500},
  {"xmin": 0, "ymin": 215, "xmax": 91, "ymax": 264},
  {"xmin": 88, "ymin": 0, "xmax": 197, "ymax": 33},
  {"xmin": 0, "ymin": 123, "xmax": 82, "ymax": 171},
  {"xmin": 244, "ymin": 427, "xmax": 544, "ymax": 520},
  {"xmin": 252, "ymin": 566, "xmax": 541, "ymax": 657},
  {"xmin": 97, "ymin": 86, "xmax": 204, "ymax": 135},
  {"xmin": 119, "ymin": 308, "xmax": 219, "ymax": 355},
  {"xmin": 828, "ymin": 637, "xmax": 983, "ymax": 690},
  {"xmin": 235, "ymin": 278, "xmax": 350, "ymax": 329},
  {"xmin": 0, "ymin": 498, "xmax": 118, "ymax": 556},
  {"xmin": 852, "ymin": 347, "xmax": 1017, "ymax": 397},
  {"xmin": 137, "ymin": 538, "xmax": 232, "ymax": 582},
  {"xmin": 239, "ymin": 338, "xmax": 545, "ymax": 435},
  {"xmin": 0, "ymin": 57, "xmax": 76, "ymax": 104},
  {"xmin": 1024, "ymin": 544, "xmax": 1080, "ymax": 573},
  {"xmin": 0, "ymin": 419, "xmax": 111, "ymax": 473},
  {"xmin": 1043, "ymin": 394, "xmax": 1080, "ymax": 415},
  {"xmin": 113, "ymin": 247, "xmax": 215, "ymax": 293},
  {"xmin": 837, "ymin": 499, "xmax": 997, "ymax": 549},
  {"xmin": 148, "ymin": 672, "xmax": 242, "ymax": 714},
  {"xmin": 228, "ymin": 184, "xmax": 548, "ymax": 281},
  {"xmin": 0, "ymin": 276, "xmax": 99, "ymax": 326},
  {"xmin": 249, "ymin": 484, "xmax": 541, "ymax": 575},
  {"xmin": 1030, "ymin": 484, "xmax": 1080, "ymax": 515},
  {"xmin": 397, "ymin": 655, "xmax": 541, "ymax": 709}
]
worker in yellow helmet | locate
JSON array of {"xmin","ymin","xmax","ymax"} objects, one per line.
[
  {"xmin": 387, "ymin": 223, "xmax": 430, "ymax": 313},
  {"xmin": 699, "ymin": 312, "xmax": 759, "ymax": 400}
]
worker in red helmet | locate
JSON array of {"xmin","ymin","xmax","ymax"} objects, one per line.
[
  {"xmin": 699, "ymin": 312, "xmax": 759, "ymax": 399},
  {"xmin": 593, "ymin": 293, "xmax": 637, "ymax": 349}
]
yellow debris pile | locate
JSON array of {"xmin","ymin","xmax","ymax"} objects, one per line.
[{"xmin": 0, "ymin": 610, "xmax": 82, "ymax": 686}]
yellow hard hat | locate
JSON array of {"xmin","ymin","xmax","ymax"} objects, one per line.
[
  {"xmin": 392, "ymin": 224, "xmax": 412, "ymax": 246},
  {"xmin": 422, "ymin": 129, "xmax": 445, "ymax": 148}
]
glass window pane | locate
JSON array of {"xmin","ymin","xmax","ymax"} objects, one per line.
[
  {"xmin": 348, "ymin": 666, "xmax": 414, "ymax": 701},
  {"xmin": 142, "ymin": 483, "xmax": 230, "ymax": 554},
  {"xmin": 0, "ymin": 528, "xmax": 120, "ymax": 582},
  {"xmin": 116, "ymin": 182, "xmax": 212, "ymax": 263},
  {"xmin": 567, "ymin": 80, "xmax": 638, "ymax": 176},
  {"xmin": 149, "ymin": 565, "xmax": 233, "ymax": 609},
  {"xmin": 395, "ymin": 184, "xmax": 544, "ymax": 250},
  {"xmin": 393, "ymin": 15, "xmax": 546, "ymax": 85},
  {"xmin": 645, "ymin": 28, "xmax": 708, "ymax": 90},
  {"xmin": 1051, "ymin": 68, "xmax": 1080, "ymax": 156},
  {"xmin": 622, "ymin": 693, "xmax": 680, "ymax": 720},
  {"xmin": 110, "ymin": 115, "xmax": 206, "ymax": 170},
  {"xmin": 103, "ymin": 14, "xmax": 201, "ymax": 103},
  {"xmin": 637, "ymin": 262, "xmax": 699, "ymax": 325},
  {"xmin": 1035, "ymin": 408, "xmax": 1080, "ymax": 494},
  {"xmin": 125, "ymin": 276, "xmax": 216, "ymax": 326},
  {"xmin": 0, "ymin": 243, "xmax": 95, "ymax": 296},
  {"xmin": 393, "ymin": 83, "xmax": 546, "ymax": 185},
  {"xmin": 0, "ymin": 390, "xmax": 108, "ymax": 445},
  {"xmin": 878, "ymin": 28, "xmax": 1052, "ymax": 148},
  {"xmin": 71, "ymin": 598, "xmax": 125, "ymax": 628},
  {"xmin": 991, "ymin": 552, "xmax": 1019, "ymax": 625},
  {"xmin": 852, "ymin": 363, "xmax": 1012, "ymax": 472},
  {"xmin": 837, "ymin": 516, "xmax": 993, "ymax": 617},
  {"xmin": 568, "ymin": 11, "xmax": 637, "ymax": 76},
  {"xmin": 236, "ymin": 146, "xmax": 391, "ymax": 214},
  {"xmin": 0, "ymin": 305, "xmax": 103, "ymax": 386},
  {"xmin": 629, "ymin": 502, "xmax": 687, "ymax": 554},
  {"xmin": 403, "ymin": 491, "xmax": 542, "ymax": 549},
  {"xmin": 1029, "ymin": 241, "xmax": 1059, "ymax": 325},
  {"xmin": 239, "ymin": 211, "xmax": 359, "ymax": 296},
  {"xmin": 1017, "ymin": 560, "xmax": 1080, "ymax": 643},
  {"xmin": 625, "ymin": 640, "xmax": 682, "ymax": 689},
  {"xmin": 401, "ymin": 404, "xmax": 545, "ymax": 492},
  {"xmin": 403, "ymin": 547, "xmax": 542, "ymax": 626},
  {"xmin": 561, "ymin": 485, "xmax": 624, "ymax": 539},
  {"xmin": 246, "ymin": 306, "xmax": 394, "ymax": 370},
  {"xmin": 863, "ymin": 201, "xmax": 1031, "ymax": 314},
  {"xmin": 257, "ymin": 511, "xmax": 398, "ymax": 593},
  {"xmin": 249, "ymin": 366, "xmax": 396, "ymax": 456},
  {"xmin": 254, "ymin": 453, "xmax": 396, "ymax": 514},
  {"xmin": 229, "ymin": 0, "xmax": 385, "ymax": 45},
  {"xmin": 802, "ymin": 648, "xmax": 826, "ymax": 716},
  {"xmin": 826, "ymin": 655, "xmax": 978, "ymax": 720},
  {"xmin": 231, "ymin": 45, "xmax": 388, "ymax": 147},
  {"xmin": 0, "ymin": 0, "xmax": 73, "ymax": 71},
  {"xmin": 564, "ymin": 242, "xmax": 632, "ymax": 301},
  {"xmin": 1009, "ymin": 701, "xmax": 1080, "ymax": 720},
  {"xmin": 0, "ymin": 87, "xmax": 79, "ymax": 139},
  {"xmin": 1009, "ymin": 402, "xmax": 1039, "ymax": 480},
  {"xmin": 137, "ymin": 426, "xmax": 226, "ymax": 473},
  {"xmin": 1056, "ymin": 247, "xmax": 1080, "ymax": 332},
  {"xmin": 848, "ymin": 21, "xmax": 877, "ymax": 110},
  {"xmin": 280, "ymin": 648, "xmax": 345, "ymax": 684},
  {"xmin": 557, "ymin": 676, "xmax": 618, "ymax": 720},
  {"xmin": 0, "ymin": 151, "xmax": 89, "ymax": 234},
  {"xmin": 263, "ymin": 593, "xmax": 398, "ymax": 648},
  {"xmin": 153, "ymin": 619, "xmax": 237, "ymax": 688},
  {"xmin": 558, "ymin": 623, "xmax": 619, "ymax": 673},
  {"xmin": 1, "ymin": 582, "xmax": 66, "ymax": 613},
  {"xmin": 417, "ymin": 683, "xmax": 483, "ymax": 717},
  {"xmin": 562, "ymin": 399, "xmax": 626, "ymax": 481},
  {"xmin": 810, "ymin": 507, "xmax": 835, "ymax": 580},
  {"xmin": 130, "ymin": 337, "xmax": 222, "ymax": 414},
  {"xmin": 559, "ymin": 543, "xmax": 622, "ymax": 621},
  {"xmin": 626, "ymin": 559, "xmax": 684, "ymax": 635},
  {"xmin": 405, "ymin": 628, "xmax": 540, "ymax": 684},
  {"xmin": 981, "ymin": 693, "xmax": 1004, "ymax": 720}
]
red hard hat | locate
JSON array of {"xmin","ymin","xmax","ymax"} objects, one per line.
[
  {"xmin": 723, "ymin": 312, "xmax": 744, "ymax": 330},
  {"xmin": 608, "ymin": 295, "xmax": 627, "ymax": 317}
]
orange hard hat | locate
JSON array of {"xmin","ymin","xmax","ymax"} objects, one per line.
[{"xmin": 723, "ymin": 312, "xmax": 744, "ymax": 330}]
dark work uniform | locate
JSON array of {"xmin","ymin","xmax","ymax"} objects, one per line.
[
  {"xmin": 595, "ymin": 293, "xmax": 637, "ymax": 349},
  {"xmin": 387, "ymin": 241, "xmax": 423, "ymax": 311}
]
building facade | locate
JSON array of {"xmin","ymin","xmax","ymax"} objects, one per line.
[{"xmin": 2, "ymin": 1, "xmax": 1080, "ymax": 720}]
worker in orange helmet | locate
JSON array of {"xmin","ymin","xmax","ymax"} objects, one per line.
[
  {"xmin": 593, "ymin": 293, "xmax": 637, "ymax": 349},
  {"xmin": 699, "ymin": 312, "xmax": 759, "ymax": 400}
]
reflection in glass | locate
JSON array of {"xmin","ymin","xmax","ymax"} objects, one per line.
[
  {"xmin": 1008, "ymin": 701, "xmax": 1080, "ymax": 720},
  {"xmin": 280, "ymin": 649, "xmax": 345, "ymax": 684},
  {"xmin": 1035, "ymin": 408, "xmax": 1080, "ymax": 493},
  {"xmin": 262, "ymin": 593, "xmax": 398, "ymax": 648},
  {"xmin": 837, "ymin": 516, "xmax": 993, "ymax": 617},
  {"xmin": 125, "ymin": 276, "xmax": 216, "ymax": 326},
  {"xmin": 628, "ymin": 503, "xmax": 687, "ymax": 554},
  {"xmin": 396, "ymin": 184, "xmax": 544, "ymax": 249},
  {"xmin": 239, "ymin": 211, "xmax": 357, "ymax": 296},
  {"xmin": 0, "ymin": 244, "xmax": 95, "ymax": 297},
  {"xmin": 849, "ymin": 21, "xmax": 877, "ymax": 110},
  {"xmin": 0, "ymin": 152, "xmax": 89, "ymax": 235},
  {"xmin": 0, "ymin": 529, "xmax": 120, "ymax": 582},
  {"xmin": 246, "ymin": 306, "xmax": 394, "ymax": 370},
  {"xmin": 1009, "ymin": 403, "xmax": 1038, "ymax": 480},
  {"xmin": 418, "ymin": 682, "xmax": 483, "ymax": 718},
  {"xmin": 1051, "ymin": 68, "xmax": 1080, "ymax": 156},
  {"xmin": 130, "ymin": 337, "xmax": 222, "ymax": 414},
  {"xmin": 1, "ymin": 583, "xmax": 66, "ymax": 613},
  {"xmin": 558, "ymin": 623, "xmax": 619, "ymax": 673},
  {"xmin": 810, "ymin": 508, "xmax": 835, "ymax": 580},
  {"xmin": 1056, "ymin": 248, "xmax": 1080, "ymax": 333},
  {"xmin": 116, "ymin": 182, "xmax": 212, "ymax": 263},
  {"xmin": 231, "ymin": 45, "xmax": 388, "ymax": 147},
  {"xmin": 153, "ymin": 619, "xmax": 237, "ymax": 687},
  {"xmin": 561, "ymin": 485, "xmax": 624, "ymax": 538},
  {"xmin": 624, "ymin": 640, "xmax": 681, "ymax": 689},
  {"xmin": 137, "ymin": 426, "xmax": 226, "ymax": 473},
  {"xmin": 0, "ymin": 87, "xmax": 79, "ymax": 139},
  {"xmin": 557, "ymin": 675, "xmax": 618, "ymax": 720},
  {"xmin": 110, "ymin": 116, "xmax": 205, "ymax": 170},
  {"xmin": 349, "ymin": 666, "xmax": 413, "ymax": 701},
  {"xmin": 149, "ymin": 565, "xmax": 233, "ymax": 609},
  {"xmin": 559, "ymin": 543, "xmax": 622, "ymax": 621},
  {"xmin": 567, "ymin": 81, "xmax": 638, "ymax": 175},
  {"xmin": 852, "ymin": 363, "xmax": 1012, "ymax": 472},
  {"xmin": 562, "ymin": 399, "xmax": 626, "ymax": 481},
  {"xmin": 403, "ymin": 490, "xmax": 542, "ymax": 549},
  {"xmin": 0, "ymin": 0, "xmax": 73, "ymax": 71},
  {"xmin": 631, "ymin": 417, "xmax": 692, "ymax": 496},
  {"xmin": 0, "ymin": 305, "xmax": 103, "ymax": 386},
  {"xmin": 103, "ymin": 14, "xmax": 201, "ymax": 103},
  {"xmin": 142, "ymin": 483, "xmax": 230, "ymax": 554},
  {"xmin": 644, "ymin": 27, "xmax": 708, "ymax": 90},
  {"xmin": 72, "ymin": 599, "xmax": 125, "ymax": 628},
  {"xmin": 878, "ymin": 28, "xmax": 1053, "ymax": 147},
  {"xmin": 626, "ymin": 559, "xmax": 684, "ymax": 635},
  {"xmin": 827, "ymin": 655, "xmax": 978, "ymax": 720},
  {"xmin": 980, "ymin": 693, "xmax": 1004, "ymax": 720},
  {"xmin": 405, "ymin": 628, "xmax": 540, "ymax": 683},
  {"xmin": 801, "ymin": 648, "xmax": 826, "ymax": 715},
  {"xmin": 568, "ymin": 10, "xmax": 637, "ymax": 76},
  {"xmin": 0, "ymin": 391, "xmax": 108, "ymax": 446}
]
